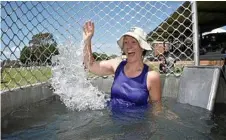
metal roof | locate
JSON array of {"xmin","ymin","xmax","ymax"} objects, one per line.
[
  {"xmin": 198, "ymin": 1, "xmax": 226, "ymax": 32},
  {"xmin": 147, "ymin": 1, "xmax": 226, "ymax": 41}
]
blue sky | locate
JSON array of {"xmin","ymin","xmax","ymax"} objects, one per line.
[{"xmin": 1, "ymin": 1, "xmax": 226, "ymax": 60}]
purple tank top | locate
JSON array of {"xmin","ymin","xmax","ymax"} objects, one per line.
[{"xmin": 110, "ymin": 60, "xmax": 149, "ymax": 106}]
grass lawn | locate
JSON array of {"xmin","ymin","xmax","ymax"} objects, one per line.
[
  {"xmin": 1, "ymin": 67, "xmax": 52, "ymax": 90},
  {"xmin": 0, "ymin": 67, "xmax": 105, "ymax": 91},
  {"xmin": 1, "ymin": 63, "xmax": 184, "ymax": 91}
]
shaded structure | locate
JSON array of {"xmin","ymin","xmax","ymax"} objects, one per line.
[
  {"xmin": 147, "ymin": 1, "xmax": 226, "ymax": 62},
  {"xmin": 147, "ymin": 1, "xmax": 226, "ymax": 41}
]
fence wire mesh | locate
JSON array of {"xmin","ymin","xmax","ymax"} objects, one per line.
[{"xmin": 1, "ymin": 1, "xmax": 194, "ymax": 91}]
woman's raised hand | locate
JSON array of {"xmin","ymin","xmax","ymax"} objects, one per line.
[{"xmin": 83, "ymin": 21, "xmax": 94, "ymax": 41}]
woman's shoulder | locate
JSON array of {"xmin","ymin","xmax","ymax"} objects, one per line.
[
  {"xmin": 146, "ymin": 70, "xmax": 161, "ymax": 90},
  {"xmin": 143, "ymin": 60, "xmax": 160, "ymax": 76},
  {"xmin": 109, "ymin": 56, "xmax": 124, "ymax": 72},
  {"xmin": 142, "ymin": 60, "xmax": 160, "ymax": 81},
  {"xmin": 113, "ymin": 56, "xmax": 124, "ymax": 63},
  {"xmin": 147, "ymin": 70, "xmax": 161, "ymax": 82}
]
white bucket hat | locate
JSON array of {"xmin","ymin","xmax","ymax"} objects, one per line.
[{"xmin": 117, "ymin": 27, "xmax": 152, "ymax": 51}]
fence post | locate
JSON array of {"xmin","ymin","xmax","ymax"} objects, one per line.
[{"xmin": 192, "ymin": 1, "xmax": 200, "ymax": 66}]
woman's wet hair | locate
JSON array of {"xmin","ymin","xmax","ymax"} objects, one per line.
[{"xmin": 142, "ymin": 50, "xmax": 147, "ymax": 56}]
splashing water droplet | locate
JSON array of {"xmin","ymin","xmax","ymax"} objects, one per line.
[{"xmin": 50, "ymin": 41, "xmax": 109, "ymax": 111}]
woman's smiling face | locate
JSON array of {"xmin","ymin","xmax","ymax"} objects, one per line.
[{"xmin": 123, "ymin": 35, "xmax": 143, "ymax": 63}]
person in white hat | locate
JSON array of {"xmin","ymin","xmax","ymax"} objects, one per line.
[{"xmin": 83, "ymin": 21, "xmax": 162, "ymax": 115}]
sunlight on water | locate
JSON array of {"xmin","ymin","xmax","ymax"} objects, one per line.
[{"xmin": 50, "ymin": 40, "xmax": 108, "ymax": 111}]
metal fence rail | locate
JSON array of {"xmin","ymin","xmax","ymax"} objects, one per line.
[{"xmin": 1, "ymin": 1, "xmax": 194, "ymax": 91}]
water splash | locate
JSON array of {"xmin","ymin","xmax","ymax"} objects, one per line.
[{"xmin": 50, "ymin": 40, "xmax": 108, "ymax": 111}]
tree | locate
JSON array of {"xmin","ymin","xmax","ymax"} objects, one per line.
[
  {"xmin": 20, "ymin": 33, "xmax": 59, "ymax": 66},
  {"xmin": 1, "ymin": 59, "xmax": 6, "ymax": 83},
  {"xmin": 20, "ymin": 46, "xmax": 32, "ymax": 65},
  {"xmin": 92, "ymin": 52, "xmax": 110, "ymax": 61},
  {"xmin": 29, "ymin": 33, "xmax": 57, "ymax": 47}
]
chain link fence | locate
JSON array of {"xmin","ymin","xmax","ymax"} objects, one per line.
[{"xmin": 1, "ymin": 1, "xmax": 194, "ymax": 91}]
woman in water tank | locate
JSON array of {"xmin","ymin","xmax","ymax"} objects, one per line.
[{"xmin": 83, "ymin": 21, "xmax": 162, "ymax": 115}]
